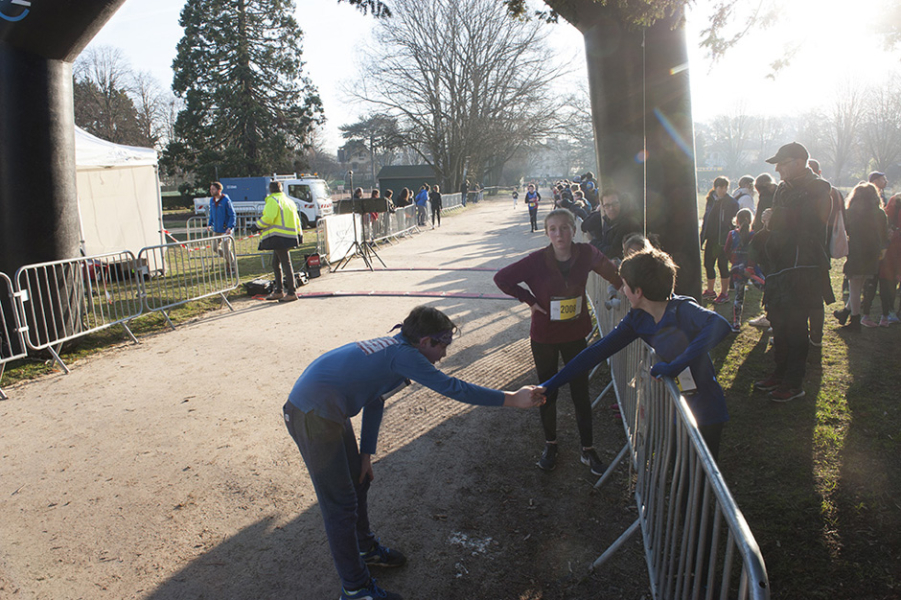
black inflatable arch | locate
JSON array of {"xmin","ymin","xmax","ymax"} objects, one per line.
[{"xmin": 0, "ymin": 0, "xmax": 128, "ymax": 276}]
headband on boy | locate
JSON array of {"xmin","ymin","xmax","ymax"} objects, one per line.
[{"xmin": 391, "ymin": 324, "xmax": 454, "ymax": 346}]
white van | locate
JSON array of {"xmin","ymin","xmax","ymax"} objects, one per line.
[{"xmin": 195, "ymin": 174, "xmax": 334, "ymax": 229}]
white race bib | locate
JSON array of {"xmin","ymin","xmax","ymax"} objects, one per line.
[{"xmin": 676, "ymin": 367, "xmax": 698, "ymax": 395}]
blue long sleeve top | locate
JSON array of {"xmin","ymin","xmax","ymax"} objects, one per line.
[
  {"xmin": 208, "ymin": 194, "xmax": 237, "ymax": 233},
  {"xmin": 287, "ymin": 333, "xmax": 504, "ymax": 454},
  {"xmin": 541, "ymin": 296, "xmax": 732, "ymax": 426}
]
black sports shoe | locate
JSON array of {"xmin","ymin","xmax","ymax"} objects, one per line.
[
  {"xmin": 580, "ymin": 448, "xmax": 608, "ymax": 476},
  {"xmin": 536, "ymin": 443, "xmax": 557, "ymax": 471},
  {"xmin": 341, "ymin": 578, "xmax": 402, "ymax": 600},
  {"xmin": 360, "ymin": 540, "xmax": 407, "ymax": 568}
]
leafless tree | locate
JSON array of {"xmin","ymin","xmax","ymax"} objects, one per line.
[
  {"xmin": 708, "ymin": 109, "xmax": 752, "ymax": 174},
  {"xmin": 822, "ymin": 84, "xmax": 865, "ymax": 186},
  {"xmin": 131, "ymin": 70, "xmax": 173, "ymax": 148},
  {"xmin": 294, "ymin": 127, "xmax": 342, "ymax": 181},
  {"xmin": 74, "ymin": 45, "xmax": 173, "ymax": 150},
  {"xmin": 348, "ymin": 0, "xmax": 565, "ymax": 190},
  {"xmin": 861, "ymin": 81, "xmax": 901, "ymax": 174}
]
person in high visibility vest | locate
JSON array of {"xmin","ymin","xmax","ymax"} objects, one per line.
[{"xmin": 257, "ymin": 180, "xmax": 302, "ymax": 302}]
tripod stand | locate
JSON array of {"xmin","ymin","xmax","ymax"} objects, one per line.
[{"xmin": 336, "ymin": 196, "xmax": 386, "ymax": 271}]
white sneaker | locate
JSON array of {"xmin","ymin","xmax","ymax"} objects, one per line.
[{"xmin": 748, "ymin": 315, "xmax": 770, "ymax": 328}]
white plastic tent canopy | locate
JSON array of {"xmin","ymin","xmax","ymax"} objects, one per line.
[{"xmin": 74, "ymin": 127, "xmax": 164, "ymax": 258}]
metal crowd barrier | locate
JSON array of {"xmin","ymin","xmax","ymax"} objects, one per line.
[
  {"xmin": 14, "ymin": 252, "xmax": 144, "ymax": 373},
  {"xmin": 585, "ymin": 273, "xmax": 769, "ymax": 599},
  {"xmin": 186, "ymin": 214, "xmax": 269, "ymax": 267},
  {"xmin": 138, "ymin": 235, "xmax": 239, "ymax": 328},
  {"xmin": 365, "ymin": 204, "xmax": 420, "ymax": 246},
  {"xmin": 0, "ymin": 272, "xmax": 28, "ymax": 399},
  {"xmin": 440, "ymin": 192, "xmax": 465, "ymax": 212}
]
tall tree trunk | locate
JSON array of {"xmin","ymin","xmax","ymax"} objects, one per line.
[{"xmin": 546, "ymin": 3, "xmax": 701, "ymax": 299}]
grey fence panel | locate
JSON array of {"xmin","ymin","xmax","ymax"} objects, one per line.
[
  {"xmin": 585, "ymin": 272, "xmax": 769, "ymax": 599},
  {"xmin": 364, "ymin": 205, "xmax": 420, "ymax": 246},
  {"xmin": 14, "ymin": 252, "xmax": 144, "ymax": 372},
  {"xmin": 441, "ymin": 192, "xmax": 464, "ymax": 212},
  {"xmin": 138, "ymin": 236, "xmax": 240, "ymax": 326},
  {"xmin": 1, "ymin": 272, "xmax": 28, "ymax": 398},
  {"xmin": 186, "ymin": 214, "xmax": 267, "ymax": 261}
]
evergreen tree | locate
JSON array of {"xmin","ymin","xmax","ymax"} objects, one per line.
[{"xmin": 168, "ymin": 0, "xmax": 324, "ymax": 182}]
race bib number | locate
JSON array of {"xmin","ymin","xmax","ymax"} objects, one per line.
[
  {"xmin": 676, "ymin": 367, "xmax": 698, "ymax": 395},
  {"xmin": 549, "ymin": 296, "xmax": 582, "ymax": 321}
]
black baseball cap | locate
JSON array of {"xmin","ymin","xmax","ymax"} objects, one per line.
[{"xmin": 765, "ymin": 142, "xmax": 809, "ymax": 165}]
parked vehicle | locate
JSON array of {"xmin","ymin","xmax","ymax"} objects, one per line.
[{"xmin": 194, "ymin": 174, "xmax": 334, "ymax": 229}]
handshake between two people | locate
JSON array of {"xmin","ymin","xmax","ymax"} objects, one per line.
[{"xmin": 504, "ymin": 386, "xmax": 548, "ymax": 409}]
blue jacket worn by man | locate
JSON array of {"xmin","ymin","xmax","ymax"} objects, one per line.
[{"xmin": 208, "ymin": 194, "xmax": 236, "ymax": 234}]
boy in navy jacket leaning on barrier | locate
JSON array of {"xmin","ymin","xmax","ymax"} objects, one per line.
[{"xmin": 537, "ymin": 248, "xmax": 732, "ymax": 460}]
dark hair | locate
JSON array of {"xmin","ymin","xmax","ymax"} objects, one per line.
[
  {"xmin": 847, "ymin": 182, "xmax": 880, "ymax": 211},
  {"xmin": 738, "ymin": 175, "xmax": 755, "ymax": 188},
  {"xmin": 707, "ymin": 177, "xmax": 730, "ymax": 200},
  {"xmin": 622, "ymin": 232, "xmax": 652, "ymax": 256},
  {"xmin": 211, "ymin": 181, "xmax": 223, "ymax": 192},
  {"xmin": 619, "ymin": 249, "xmax": 677, "ymax": 302},
  {"xmin": 400, "ymin": 188, "xmax": 411, "ymax": 200},
  {"xmin": 269, "ymin": 181, "xmax": 283, "ymax": 193},
  {"xmin": 400, "ymin": 306, "xmax": 456, "ymax": 344},
  {"xmin": 371, "ymin": 189, "xmax": 380, "ymax": 198},
  {"xmin": 384, "ymin": 189, "xmax": 393, "ymax": 199},
  {"xmin": 754, "ymin": 173, "xmax": 776, "ymax": 189},
  {"xmin": 735, "ymin": 208, "xmax": 753, "ymax": 246}
]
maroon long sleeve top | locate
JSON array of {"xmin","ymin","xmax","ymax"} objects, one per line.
[{"xmin": 494, "ymin": 243, "xmax": 623, "ymax": 344}]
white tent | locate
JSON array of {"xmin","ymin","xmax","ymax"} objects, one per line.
[{"xmin": 74, "ymin": 127, "xmax": 164, "ymax": 259}]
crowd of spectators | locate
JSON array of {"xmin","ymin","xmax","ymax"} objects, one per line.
[{"xmin": 511, "ymin": 142, "xmax": 898, "ymax": 405}]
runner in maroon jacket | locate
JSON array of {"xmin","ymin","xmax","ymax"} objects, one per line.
[{"xmin": 495, "ymin": 208, "xmax": 623, "ymax": 474}]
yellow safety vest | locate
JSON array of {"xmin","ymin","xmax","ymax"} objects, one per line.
[{"xmin": 258, "ymin": 192, "xmax": 301, "ymax": 243}]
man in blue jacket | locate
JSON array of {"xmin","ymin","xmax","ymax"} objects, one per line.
[
  {"xmin": 207, "ymin": 182, "xmax": 237, "ymax": 274},
  {"xmin": 283, "ymin": 306, "xmax": 544, "ymax": 600},
  {"xmin": 414, "ymin": 184, "xmax": 429, "ymax": 227}
]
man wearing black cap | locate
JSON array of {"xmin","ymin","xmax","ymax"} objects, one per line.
[{"xmin": 754, "ymin": 142, "xmax": 834, "ymax": 402}]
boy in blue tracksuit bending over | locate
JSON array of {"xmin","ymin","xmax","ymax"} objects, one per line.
[
  {"xmin": 283, "ymin": 305, "xmax": 544, "ymax": 600},
  {"xmin": 538, "ymin": 249, "xmax": 732, "ymax": 459}
]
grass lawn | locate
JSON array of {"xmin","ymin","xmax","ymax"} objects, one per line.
[{"xmin": 703, "ymin": 260, "xmax": 901, "ymax": 600}]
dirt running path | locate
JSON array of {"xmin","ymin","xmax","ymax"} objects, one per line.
[{"xmin": 0, "ymin": 197, "xmax": 647, "ymax": 600}]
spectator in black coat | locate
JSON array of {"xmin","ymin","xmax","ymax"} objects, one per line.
[{"xmin": 581, "ymin": 189, "xmax": 641, "ymax": 261}]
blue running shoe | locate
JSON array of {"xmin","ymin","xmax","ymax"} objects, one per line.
[
  {"xmin": 340, "ymin": 578, "xmax": 402, "ymax": 600},
  {"xmin": 360, "ymin": 540, "xmax": 407, "ymax": 568}
]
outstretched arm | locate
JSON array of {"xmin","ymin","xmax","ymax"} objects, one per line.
[
  {"xmin": 503, "ymin": 386, "xmax": 546, "ymax": 408},
  {"xmin": 541, "ymin": 319, "xmax": 637, "ymax": 393}
]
